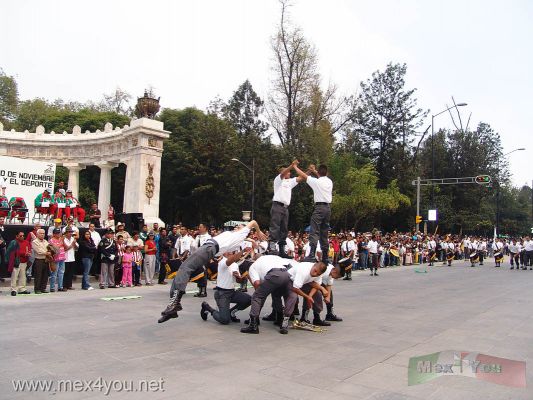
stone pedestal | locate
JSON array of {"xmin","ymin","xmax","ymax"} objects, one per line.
[{"xmin": 121, "ymin": 118, "xmax": 168, "ymax": 225}]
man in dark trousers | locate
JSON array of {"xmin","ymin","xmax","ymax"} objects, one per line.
[
  {"xmin": 200, "ymin": 249, "xmax": 252, "ymax": 324},
  {"xmin": 240, "ymin": 255, "xmax": 327, "ymax": 335},
  {"xmin": 158, "ymin": 220, "xmax": 266, "ymax": 323},
  {"xmin": 267, "ymin": 160, "xmax": 303, "ymax": 258},
  {"xmin": 293, "ymin": 162, "xmax": 333, "ymax": 263}
]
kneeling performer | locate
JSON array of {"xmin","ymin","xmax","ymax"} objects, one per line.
[
  {"xmin": 159, "ymin": 220, "xmax": 266, "ymax": 323},
  {"xmin": 200, "ymin": 249, "xmax": 252, "ymax": 324}
]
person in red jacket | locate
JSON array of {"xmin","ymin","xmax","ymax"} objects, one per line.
[{"xmin": 7, "ymin": 231, "xmax": 32, "ymax": 295}]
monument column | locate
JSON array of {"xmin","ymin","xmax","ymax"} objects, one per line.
[
  {"xmin": 63, "ymin": 163, "xmax": 84, "ymax": 198},
  {"xmin": 96, "ymin": 162, "xmax": 116, "ymax": 216}
]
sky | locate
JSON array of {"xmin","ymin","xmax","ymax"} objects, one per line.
[{"xmin": 2, "ymin": 0, "xmax": 532, "ymax": 186}]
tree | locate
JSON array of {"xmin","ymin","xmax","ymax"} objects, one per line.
[
  {"xmin": 0, "ymin": 68, "xmax": 19, "ymax": 127},
  {"xmin": 347, "ymin": 62, "xmax": 428, "ymax": 187},
  {"xmin": 267, "ymin": 0, "xmax": 346, "ymax": 161},
  {"xmin": 223, "ymin": 80, "xmax": 268, "ymax": 138},
  {"xmin": 102, "ymin": 87, "xmax": 133, "ymax": 115},
  {"xmin": 331, "ymin": 163, "xmax": 410, "ymax": 230}
]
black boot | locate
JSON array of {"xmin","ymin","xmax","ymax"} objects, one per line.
[
  {"xmin": 200, "ymin": 301, "xmax": 213, "ymax": 321},
  {"xmin": 325, "ymin": 303, "xmax": 343, "ymax": 321},
  {"xmin": 303, "ymin": 246, "xmax": 317, "ymax": 262},
  {"xmin": 343, "ymin": 269, "xmax": 352, "ymax": 280},
  {"xmin": 278, "ymin": 243, "xmax": 291, "ymax": 259},
  {"xmin": 244, "ymin": 317, "xmax": 260, "ymax": 325},
  {"xmin": 230, "ymin": 308, "xmax": 240, "ymax": 323},
  {"xmin": 313, "ymin": 313, "xmax": 331, "ymax": 326},
  {"xmin": 266, "ymin": 241, "xmax": 279, "ymax": 256},
  {"xmin": 279, "ymin": 316, "xmax": 290, "ymax": 334},
  {"xmin": 194, "ymin": 286, "xmax": 207, "ymax": 298},
  {"xmin": 300, "ymin": 309, "xmax": 310, "ymax": 324},
  {"xmin": 158, "ymin": 290, "xmax": 184, "ymax": 323},
  {"xmin": 241, "ymin": 315, "xmax": 259, "ymax": 334},
  {"xmin": 262, "ymin": 308, "xmax": 276, "ymax": 321}
]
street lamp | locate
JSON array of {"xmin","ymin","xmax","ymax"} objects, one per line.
[
  {"xmin": 495, "ymin": 147, "xmax": 525, "ymax": 237},
  {"xmin": 231, "ymin": 157, "xmax": 255, "ymax": 220},
  {"xmin": 431, "ymin": 103, "xmax": 468, "ymax": 206}
]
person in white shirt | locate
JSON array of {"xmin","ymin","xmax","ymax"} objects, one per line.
[
  {"xmin": 88, "ymin": 223, "xmax": 101, "ymax": 247},
  {"xmin": 240, "ymin": 255, "xmax": 294, "ymax": 334},
  {"xmin": 427, "ymin": 236, "xmax": 437, "ymax": 266},
  {"xmin": 367, "ymin": 235, "xmax": 379, "ymax": 276},
  {"xmin": 524, "ymin": 236, "xmax": 533, "ymax": 270},
  {"xmin": 341, "ymin": 235, "xmax": 356, "ymax": 280},
  {"xmin": 200, "ymin": 250, "xmax": 252, "ymax": 325},
  {"xmin": 293, "ymin": 161, "xmax": 333, "ymax": 263},
  {"xmin": 268, "ymin": 161, "xmax": 303, "ymax": 257},
  {"xmin": 241, "ymin": 255, "xmax": 327, "ymax": 335},
  {"xmin": 174, "ymin": 226, "xmax": 193, "ymax": 260},
  {"xmin": 300, "ymin": 263, "xmax": 343, "ymax": 325},
  {"xmin": 477, "ymin": 239, "xmax": 487, "ymax": 266},
  {"xmin": 159, "ymin": 220, "xmax": 267, "ymax": 324},
  {"xmin": 190, "ymin": 223, "xmax": 212, "ymax": 297},
  {"xmin": 493, "ymin": 238, "xmax": 504, "ymax": 267},
  {"xmin": 442, "ymin": 239, "xmax": 455, "ymax": 267},
  {"xmin": 508, "ymin": 239, "xmax": 521, "ymax": 270},
  {"xmin": 468, "ymin": 239, "xmax": 479, "ymax": 267}
]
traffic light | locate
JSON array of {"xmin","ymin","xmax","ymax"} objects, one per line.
[
  {"xmin": 475, "ymin": 175, "xmax": 491, "ymax": 184},
  {"xmin": 416, "ymin": 215, "xmax": 423, "ymax": 224}
]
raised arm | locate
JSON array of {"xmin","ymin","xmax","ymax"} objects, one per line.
[
  {"xmin": 292, "ymin": 163, "xmax": 309, "ymax": 181},
  {"xmin": 245, "ymin": 220, "xmax": 267, "ymax": 241}
]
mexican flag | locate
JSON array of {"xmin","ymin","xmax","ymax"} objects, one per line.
[{"xmin": 408, "ymin": 350, "xmax": 526, "ymax": 387}]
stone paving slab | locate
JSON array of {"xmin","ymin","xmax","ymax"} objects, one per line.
[{"xmin": 1, "ymin": 260, "xmax": 532, "ymax": 399}]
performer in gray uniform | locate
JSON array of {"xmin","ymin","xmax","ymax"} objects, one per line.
[
  {"xmin": 293, "ymin": 162, "xmax": 333, "ymax": 263},
  {"xmin": 158, "ymin": 220, "xmax": 266, "ymax": 323},
  {"xmin": 267, "ymin": 160, "xmax": 303, "ymax": 258}
]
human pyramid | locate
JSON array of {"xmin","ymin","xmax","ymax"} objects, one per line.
[{"xmin": 158, "ymin": 160, "xmax": 344, "ymax": 334}]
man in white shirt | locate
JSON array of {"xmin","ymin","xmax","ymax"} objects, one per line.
[
  {"xmin": 367, "ymin": 235, "xmax": 380, "ymax": 276},
  {"xmin": 427, "ymin": 236, "xmax": 436, "ymax": 266},
  {"xmin": 508, "ymin": 239, "xmax": 521, "ymax": 270},
  {"xmin": 268, "ymin": 161, "xmax": 303, "ymax": 258},
  {"xmin": 159, "ymin": 220, "xmax": 266, "ymax": 323},
  {"xmin": 200, "ymin": 250, "xmax": 252, "ymax": 324},
  {"xmin": 493, "ymin": 238, "xmax": 504, "ymax": 267},
  {"xmin": 299, "ymin": 263, "xmax": 342, "ymax": 325},
  {"xmin": 341, "ymin": 235, "xmax": 356, "ymax": 280},
  {"xmin": 191, "ymin": 223, "xmax": 212, "ymax": 296},
  {"xmin": 478, "ymin": 239, "xmax": 487, "ymax": 266},
  {"xmin": 293, "ymin": 161, "xmax": 333, "ymax": 263},
  {"xmin": 442, "ymin": 239, "xmax": 455, "ymax": 267},
  {"xmin": 88, "ymin": 223, "xmax": 101, "ymax": 247},
  {"xmin": 524, "ymin": 236, "xmax": 533, "ymax": 270},
  {"xmin": 240, "ymin": 255, "xmax": 327, "ymax": 335}
]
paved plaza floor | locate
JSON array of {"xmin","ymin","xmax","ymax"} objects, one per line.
[{"xmin": 1, "ymin": 260, "xmax": 532, "ymax": 399}]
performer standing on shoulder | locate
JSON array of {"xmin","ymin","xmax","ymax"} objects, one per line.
[
  {"xmin": 267, "ymin": 161, "xmax": 304, "ymax": 258},
  {"xmin": 293, "ymin": 161, "xmax": 333, "ymax": 264}
]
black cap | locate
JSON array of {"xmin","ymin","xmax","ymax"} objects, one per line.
[{"xmin": 53, "ymin": 228, "xmax": 61, "ymax": 234}]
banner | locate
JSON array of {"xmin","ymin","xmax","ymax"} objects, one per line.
[{"xmin": 0, "ymin": 156, "xmax": 56, "ymax": 222}]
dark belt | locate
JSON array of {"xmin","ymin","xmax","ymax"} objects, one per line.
[
  {"xmin": 215, "ymin": 287, "xmax": 235, "ymax": 292},
  {"xmin": 273, "ymin": 201, "xmax": 289, "ymax": 208},
  {"xmin": 268, "ymin": 268, "xmax": 286, "ymax": 273},
  {"xmin": 204, "ymin": 239, "xmax": 219, "ymax": 254},
  {"xmin": 315, "ymin": 202, "xmax": 330, "ymax": 206}
]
